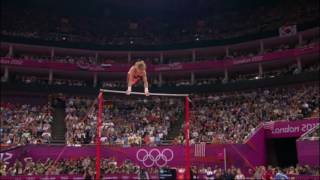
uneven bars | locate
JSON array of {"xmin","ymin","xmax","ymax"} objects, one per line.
[{"xmin": 100, "ymin": 89, "xmax": 189, "ymax": 97}]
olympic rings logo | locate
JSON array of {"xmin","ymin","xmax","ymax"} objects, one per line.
[{"xmin": 136, "ymin": 148, "xmax": 174, "ymax": 167}]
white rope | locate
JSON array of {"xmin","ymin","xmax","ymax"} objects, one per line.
[{"xmin": 100, "ymin": 89, "xmax": 189, "ymax": 97}]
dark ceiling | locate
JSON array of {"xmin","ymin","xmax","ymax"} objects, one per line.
[{"xmin": 1, "ymin": 0, "xmax": 281, "ymax": 19}]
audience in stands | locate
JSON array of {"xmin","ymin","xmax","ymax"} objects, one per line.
[
  {"xmin": 62, "ymin": 82, "xmax": 320, "ymax": 146},
  {"xmin": 0, "ymin": 103, "xmax": 53, "ymax": 145},
  {"xmin": 178, "ymin": 83, "xmax": 319, "ymax": 144},
  {"xmin": 1, "ymin": 82, "xmax": 318, "ymax": 146},
  {"xmin": 1, "ymin": 0, "xmax": 318, "ymax": 45},
  {"xmin": 1, "ymin": 81, "xmax": 318, "ymax": 146},
  {"xmin": 0, "ymin": 157, "xmax": 319, "ymax": 178},
  {"xmin": 64, "ymin": 96, "xmax": 182, "ymax": 146},
  {"xmin": 2, "ymin": 37, "xmax": 318, "ymax": 65},
  {"xmin": 7, "ymin": 61, "xmax": 318, "ymax": 89},
  {"xmin": 0, "ymin": 157, "xmax": 140, "ymax": 176}
]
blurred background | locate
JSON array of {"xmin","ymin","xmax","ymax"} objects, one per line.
[{"xmin": 0, "ymin": 0, "xmax": 319, "ymax": 179}]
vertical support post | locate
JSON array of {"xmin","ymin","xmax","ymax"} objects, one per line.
[
  {"xmin": 225, "ymin": 46, "xmax": 229, "ymax": 57},
  {"xmin": 224, "ymin": 148, "xmax": 227, "ymax": 171},
  {"xmin": 298, "ymin": 34, "xmax": 303, "ymax": 45},
  {"xmin": 4, "ymin": 66, "xmax": 9, "ymax": 80},
  {"xmin": 258, "ymin": 63, "xmax": 263, "ymax": 77},
  {"xmin": 192, "ymin": 49, "xmax": 196, "ymax": 62},
  {"xmin": 8, "ymin": 45, "xmax": 13, "ymax": 57},
  {"xmin": 50, "ymin": 48, "xmax": 55, "ymax": 60},
  {"xmin": 185, "ymin": 96, "xmax": 191, "ymax": 180},
  {"xmin": 95, "ymin": 52, "xmax": 99, "ymax": 61},
  {"xmin": 93, "ymin": 73, "xmax": 98, "ymax": 88},
  {"xmin": 96, "ymin": 92, "xmax": 103, "ymax": 180},
  {"xmin": 259, "ymin": 40, "xmax": 264, "ymax": 54},
  {"xmin": 158, "ymin": 73, "xmax": 163, "ymax": 87},
  {"xmin": 48, "ymin": 69, "xmax": 53, "ymax": 85},
  {"xmin": 128, "ymin": 52, "xmax": 132, "ymax": 63},
  {"xmin": 190, "ymin": 72, "xmax": 195, "ymax": 85},
  {"xmin": 95, "ymin": 52, "xmax": 99, "ymax": 64},
  {"xmin": 160, "ymin": 52, "xmax": 164, "ymax": 64},
  {"xmin": 296, "ymin": 57, "xmax": 302, "ymax": 71},
  {"xmin": 2, "ymin": 66, "xmax": 9, "ymax": 82},
  {"xmin": 224, "ymin": 68, "xmax": 229, "ymax": 82}
]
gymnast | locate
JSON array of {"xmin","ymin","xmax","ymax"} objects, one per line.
[{"xmin": 126, "ymin": 60, "xmax": 150, "ymax": 96}]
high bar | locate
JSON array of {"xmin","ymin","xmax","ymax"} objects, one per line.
[{"xmin": 100, "ymin": 89, "xmax": 189, "ymax": 97}]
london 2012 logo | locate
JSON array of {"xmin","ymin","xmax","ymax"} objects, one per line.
[{"xmin": 136, "ymin": 148, "xmax": 174, "ymax": 167}]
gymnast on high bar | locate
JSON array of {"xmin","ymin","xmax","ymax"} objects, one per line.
[{"xmin": 126, "ymin": 60, "xmax": 150, "ymax": 96}]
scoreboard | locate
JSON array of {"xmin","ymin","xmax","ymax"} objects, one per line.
[{"xmin": 159, "ymin": 168, "xmax": 177, "ymax": 180}]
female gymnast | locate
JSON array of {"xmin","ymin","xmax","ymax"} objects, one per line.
[{"xmin": 126, "ymin": 60, "xmax": 150, "ymax": 96}]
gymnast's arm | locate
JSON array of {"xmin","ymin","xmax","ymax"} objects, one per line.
[
  {"xmin": 126, "ymin": 67, "xmax": 134, "ymax": 94},
  {"xmin": 142, "ymin": 71, "xmax": 150, "ymax": 96}
]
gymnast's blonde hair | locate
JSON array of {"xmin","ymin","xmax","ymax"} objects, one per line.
[{"xmin": 135, "ymin": 60, "xmax": 146, "ymax": 70}]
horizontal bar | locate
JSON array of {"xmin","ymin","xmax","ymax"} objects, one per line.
[{"xmin": 100, "ymin": 89, "xmax": 189, "ymax": 97}]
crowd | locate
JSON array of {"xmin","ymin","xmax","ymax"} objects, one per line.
[
  {"xmin": 193, "ymin": 165, "xmax": 320, "ymax": 179},
  {"xmin": 64, "ymin": 96, "xmax": 95, "ymax": 145},
  {"xmin": 8, "ymin": 61, "xmax": 318, "ymax": 89},
  {"xmin": 64, "ymin": 95, "xmax": 183, "ymax": 146},
  {"xmin": 0, "ymin": 157, "xmax": 140, "ymax": 176},
  {"xmin": 0, "ymin": 103, "xmax": 53, "ymax": 145},
  {"xmin": 1, "ymin": 156, "xmax": 319, "ymax": 179},
  {"xmin": 63, "ymin": 82, "xmax": 319, "ymax": 146},
  {"xmin": 2, "ymin": 35, "xmax": 318, "ymax": 66},
  {"xmin": 101, "ymin": 81, "xmax": 127, "ymax": 89},
  {"xmin": 175, "ymin": 83, "xmax": 319, "ymax": 144},
  {"xmin": 1, "ymin": 81, "xmax": 318, "ymax": 146},
  {"xmin": 160, "ymin": 62, "xmax": 319, "ymax": 88},
  {"xmin": 1, "ymin": 0, "xmax": 318, "ymax": 45},
  {"xmin": 13, "ymin": 75, "xmax": 88, "ymax": 87}
]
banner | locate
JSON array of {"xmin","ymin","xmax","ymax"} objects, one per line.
[
  {"xmin": 264, "ymin": 118, "xmax": 319, "ymax": 138},
  {"xmin": 1, "ymin": 174, "xmax": 319, "ymax": 180},
  {"xmin": 0, "ymin": 145, "xmax": 225, "ymax": 168},
  {"xmin": 1, "ymin": 119, "xmax": 318, "ymax": 178},
  {"xmin": 1, "ymin": 143, "xmax": 262, "ymax": 171},
  {"xmin": 0, "ymin": 174, "xmax": 159, "ymax": 180},
  {"xmin": 1, "ymin": 43, "xmax": 318, "ymax": 73},
  {"xmin": 194, "ymin": 142, "xmax": 206, "ymax": 157},
  {"xmin": 296, "ymin": 139, "xmax": 320, "ymax": 166},
  {"xmin": 0, "ymin": 58, "xmax": 77, "ymax": 70}
]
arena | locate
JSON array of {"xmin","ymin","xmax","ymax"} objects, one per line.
[{"xmin": 0, "ymin": 0, "xmax": 319, "ymax": 179}]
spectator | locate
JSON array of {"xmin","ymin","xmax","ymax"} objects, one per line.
[
  {"xmin": 235, "ymin": 168, "xmax": 245, "ymax": 180},
  {"xmin": 274, "ymin": 167, "xmax": 289, "ymax": 180}
]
